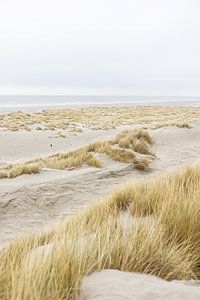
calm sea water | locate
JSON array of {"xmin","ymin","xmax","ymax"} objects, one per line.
[{"xmin": 0, "ymin": 95, "xmax": 200, "ymax": 111}]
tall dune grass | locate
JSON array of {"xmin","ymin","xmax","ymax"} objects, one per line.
[{"xmin": 0, "ymin": 164, "xmax": 200, "ymax": 299}]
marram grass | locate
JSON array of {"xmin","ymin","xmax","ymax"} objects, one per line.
[{"xmin": 1, "ymin": 164, "xmax": 200, "ymax": 299}]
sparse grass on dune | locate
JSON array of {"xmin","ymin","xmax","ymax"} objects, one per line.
[
  {"xmin": 9, "ymin": 164, "xmax": 40, "ymax": 178},
  {"xmin": 0, "ymin": 129, "xmax": 154, "ymax": 179},
  {"xmin": 151, "ymin": 122, "xmax": 192, "ymax": 130},
  {"xmin": 176, "ymin": 122, "xmax": 192, "ymax": 129},
  {"xmin": 1, "ymin": 165, "xmax": 200, "ymax": 299},
  {"xmin": 0, "ymin": 106, "xmax": 197, "ymax": 132}
]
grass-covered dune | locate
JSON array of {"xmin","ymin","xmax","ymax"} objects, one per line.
[
  {"xmin": 1, "ymin": 164, "xmax": 200, "ymax": 299},
  {"xmin": 0, "ymin": 128, "xmax": 154, "ymax": 179}
]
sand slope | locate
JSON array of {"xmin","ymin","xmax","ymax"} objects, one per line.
[
  {"xmin": 79, "ymin": 270, "xmax": 200, "ymax": 300},
  {"xmin": 0, "ymin": 122, "xmax": 200, "ymax": 244}
]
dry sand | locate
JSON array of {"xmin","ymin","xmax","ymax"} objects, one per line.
[{"xmin": 79, "ymin": 270, "xmax": 200, "ymax": 300}]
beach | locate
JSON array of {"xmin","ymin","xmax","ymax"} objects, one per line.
[
  {"xmin": 2, "ymin": 0, "xmax": 200, "ymax": 297},
  {"xmin": 1, "ymin": 105, "xmax": 200, "ymax": 299}
]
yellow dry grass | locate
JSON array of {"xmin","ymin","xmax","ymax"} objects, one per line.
[
  {"xmin": 151, "ymin": 122, "xmax": 192, "ymax": 130},
  {"xmin": 0, "ymin": 164, "xmax": 200, "ymax": 299},
  {"xmin": 0, "ymin": 106, "xmax": 198, "ymax": 132},
  {"xmin": 176, "ymin": 122, "xmax": 192, "ymax": 129},
  {"xmin": 111, "ymin": 128, "xmax": 153, "ymax": 155},
  {"xmin": 0, "ymin": 163, "xmax": 40, "ymax": 179},
  {"xmin": 0, "ymin": 129, "xmax": 154, "ymax": 179}
]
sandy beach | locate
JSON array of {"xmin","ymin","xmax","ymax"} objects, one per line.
[{"xmin": 1, "ymin": 106, "xmax": 200, "ymax": 299}]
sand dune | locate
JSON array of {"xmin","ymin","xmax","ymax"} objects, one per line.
[{"xmin": 0, "ymin": 121, "xmax": 200, "ymax": 245}]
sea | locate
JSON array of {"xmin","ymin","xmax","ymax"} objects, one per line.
[{"xmin": 0, "ymin": 95, "xmax": 200, "ymax": 112}]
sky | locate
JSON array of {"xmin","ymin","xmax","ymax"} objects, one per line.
[{"xmin": 0, "ymin": 0, "xmax": 200, "ymax": 96}]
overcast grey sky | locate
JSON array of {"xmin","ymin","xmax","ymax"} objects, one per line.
[{"xmin": 0, "ymin": 0, "xmax": 200, "ymax": 95}]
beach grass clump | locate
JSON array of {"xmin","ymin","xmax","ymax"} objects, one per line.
[
  {"xmin": 111, "ymin": 128, "xmax": 154, "ymax": 155},
  {"xmin": 8, "ymin": 163, "xmax": 41, "ymax": 178},
  {"xmin": 0, "ymin": 164, "xmax": 200, "ymax": 299},
  {"xmin": 152, "ymin": 122, "xmax": 192, "ymax": 130},
  {"xmin": 0, "ymin": 163, "xmax": 40, "ymax": 178}
]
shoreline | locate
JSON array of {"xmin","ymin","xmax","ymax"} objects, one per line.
[{"xmin": 0, "ymin": 98, "xmax": 200, "ymax": 113}]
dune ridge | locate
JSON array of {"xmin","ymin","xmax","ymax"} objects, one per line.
[{"xmin": 0, "ymin": 128, "xmax": 154, "ymax": 179}]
